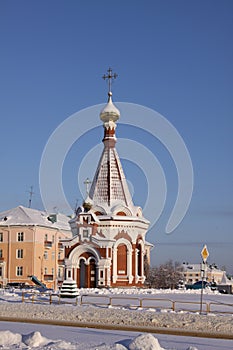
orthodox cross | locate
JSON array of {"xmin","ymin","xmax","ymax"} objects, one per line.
[
  {"xmin": 102, "ymin": 67, "xmax": 118, "ymax": 93},
  {"xmin": 84, "ymin": 178, "xmax": 92, "ymax": 195}
]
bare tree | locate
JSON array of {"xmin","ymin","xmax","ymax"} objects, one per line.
[
  {"xmin": 144, "ymin": 253, "xmax": 150, "ymax": 279},
  {"xmin": 145, "ymin": 260, "xmax": 183, "ymax": 289}
]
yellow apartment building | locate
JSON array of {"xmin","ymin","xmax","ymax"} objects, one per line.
[
  {"xmin": 182, "ymin": 263, "xmax": 225, "ymax": 285},
  {"xmin": 0, "ymin": 206, "xmax": 72, "ymax": 289}
]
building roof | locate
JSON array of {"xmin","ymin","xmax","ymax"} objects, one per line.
[
  {"xmin": 89, "ymin": 146, "xmax": 134, "ymax": 209},
  {"xmin": 0, "ymin": 205, "xmax": 71, "ymax": 231},
  {"xmin": 182, "ymin": 263, "xmax": 225, "ymax": 274}
]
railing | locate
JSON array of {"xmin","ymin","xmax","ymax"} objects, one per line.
[{"xmin": 20, "ymin": 292, "xmax": 233, "ymax": 315}]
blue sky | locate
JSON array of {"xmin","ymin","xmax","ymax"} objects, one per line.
[{"xmin": 0, "ymin": 1, "xmax": 232, "ymax": 273}]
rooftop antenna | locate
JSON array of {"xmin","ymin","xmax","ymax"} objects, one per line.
[{"xmin": 27, "ymin": 185, "xmax": 34, "ymax": 208}]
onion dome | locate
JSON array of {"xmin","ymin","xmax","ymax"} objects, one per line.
[{"xmin": 100, "ymin": 92, "xmax": 120, "ymax": 123}]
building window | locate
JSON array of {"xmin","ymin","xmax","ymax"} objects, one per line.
[
  {"xmin": 52, "ymin": 252, "xmax": 55, "ymax": 260},
  {"xmin": 0, "ymin": 249, "xmax": 2, "ymax": 258},
  {"xmin": 17, "ymin": 232, "xmax": 24, "ymax": 242},
  {"xmin": 0, "ymin": 233, "xmax": 3, "ymax": 242},
  {"xmin": 0, "ymin": 266, "xmax": 2, "ymax": 277},
  {"xmin": 58, "ymin": 252, "xmax": 61, "ymax": 260},
  {"xmin": 44, "ymin": 251, "xmax": 48, "ymax": 260},
  {"xmin": 52, "ymin": 235, "xmax": 55, "ymax": 243},
  {"xmin": 44, "ymin": 267, "xmax": 48, "ymax": 275},
  {"xmin": 44, "ymin": 234, "xmax": 48, "ymax": 241},
  {"xmin": 17, "ymin": 249, "xmax": 23, "ymax": 259},
  {"xmin": 51, "ymin": 268, "xmax": 54, "ymax": 275},
  {"xmin": 16, "ymin": 266, "xmax": 23, "ymax": 276},
  {"xmin": 83, "ymin": 229, "xmax": 89, "ymax": 238}
]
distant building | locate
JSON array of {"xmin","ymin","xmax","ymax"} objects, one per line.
[
  {"xmin": 182, "ymin": 263, "xmax": 225, "ymax": 285},
  {"xmin": 0, "ymin": 206, "xmax": 72, "ymax": 288},
  {"xmin": 61, "ymin": 73, "xmax": 152, "ymax": 288}
]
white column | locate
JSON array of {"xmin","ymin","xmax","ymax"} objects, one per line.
[
  {"xmin": 135, "ymin": 248, "xmax": 139, "ymax": 283},
  {"xmin": 112, "ymin": 247, "xmax": 117, "ymax": 283},
  {"xmin": 141, "ymin": 250, "xmax": 145, "ymax": 278},
  {"xmin": 127, "ymin": 249, "xmax": 133, "ymax": 284}
]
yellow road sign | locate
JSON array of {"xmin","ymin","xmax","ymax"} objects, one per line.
[{"xmin": 201, "ymin": 244, "xmax": 209, "ymax": 262}]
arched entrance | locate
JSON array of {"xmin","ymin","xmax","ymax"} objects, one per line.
[
  {"xmin": 78, "ymin": 256, "xmax": 97, "ymax": 288},
  {"xmin": 68, "ymin": 245, "xmax": 100, "ymax": 288}
]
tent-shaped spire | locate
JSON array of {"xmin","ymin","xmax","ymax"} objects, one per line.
[{"xmin": 88, "ymin": 87, "xmax": 133, "ymax": 211}]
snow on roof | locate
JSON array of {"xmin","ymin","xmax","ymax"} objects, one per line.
[
  {"xmin": 0, "ymin": 205, "xmax": 71, "ymax": 231},
  {"xmin": 182, "ymin": 263, "xmax": 225, "ymax": 274},
  {"xmin": 220, "ymin": 272, "xmax": 232, "ymax": 285}
]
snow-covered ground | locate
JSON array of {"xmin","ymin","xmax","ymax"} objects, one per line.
[{"xmin": 0, "ymin": 287, "xmax": 232, "ymax": 350}]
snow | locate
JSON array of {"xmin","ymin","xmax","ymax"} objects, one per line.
[
  {"xmin": 0, "ymin": 205, "xmax": 71, "ymax": 231},
  {"xmin": 0, "ymin": 287, "xmax": 232, "ymax": 349}
]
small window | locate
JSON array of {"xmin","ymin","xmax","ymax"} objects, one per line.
[
  {"xmin": 51, "ymin": 268, "xmax": 54, "ymax": 275},
  {"xmin": 0, "ymin": 233, "xmax": 3, "ymax": 242},
  {"xmin": 17, "ymin": 232, "xmax": 24, "ymax": 242},
  {"xmin": 17, "ymin": 249, "xmax": 23, "ymax": 259},
  {"xmin": 44, "ymin": 234, "xmax": 48, "ymax": 242},
  {"xmin": 58, "ymin": 268, "xmax": 61, "ymax": 278},
  {"xmin": 0, "ymin": 266, "xmax": 2, "ymax": 276},
  {"xmin": 44, "ymin": 251, "xmax": 48, "ymax": 260},
  {"xmin": 52, "ymin": 235, "xmax": 55, "ymax": 243},
  {"xmin": 52, "ymin": 252, "xmax": 55, "ymax": 260},
  {"xmin": 58, "ymin": 252, "xmax": 61, "ymax": 260},
  {"xmin": 0, "ymin": 249, "xmax": 2, "ymax": 258},
  {"xmin": 44, "ymin": 267, "xmax": 48, "ymax": 274},
  {"xmin": 83, "ymin": 229, "xmax": 89, "ymax": 238},
  {"xmin": 16, "ymin": 266, "xmax": 23, "ymax": 276}
]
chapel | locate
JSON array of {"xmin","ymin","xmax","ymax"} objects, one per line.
[{"xmin": 61, "ymin": 69, "xmax": 152, "ymax": 288}]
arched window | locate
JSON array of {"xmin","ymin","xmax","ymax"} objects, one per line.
[
  {"xmin": 117, "ymin": 244, "xmax": 127, "ymax": 275},
  {"xmin": 116, "ymin": 211, "xmax": 127, "ymax": 216}
]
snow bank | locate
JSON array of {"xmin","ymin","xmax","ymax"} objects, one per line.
[
  {"xmin": 0, "ymin": 330, "xmax": 22, "ymax": 346},
  {"xmin": 0, "ymin": 330, "xmax": 198, "ymax": 349},
  {"xmin": 128, "ymin": 333, "xmax": 164, "ymax": 350},
  {"xmin": 0, "ymin": 330, "xmax": 77, "ymax": 349}
]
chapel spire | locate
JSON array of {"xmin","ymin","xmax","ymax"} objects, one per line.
[{"xmin": 88, "ymin": 69, "xmax": 133, "ymax": 210}]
